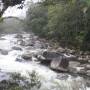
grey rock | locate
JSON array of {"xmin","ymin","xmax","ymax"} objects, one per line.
[
  {"xmin": 50, "ymin": 56, "xmax": 69, "ymax": 72},
  {"xmin": 87, "ymin": 70, "xmax": 90, "ymax": 76},
  {"xmin": 15, "ymin": 34, "xmax": 23, "ymax": 38},
  {"xmin": 12, "ymin": 46, "xmax": 22, "ymax": 51},
  {"xmin": 17, "ymin": 40, "xmax": 25, "ymax": 46},
  {"xmin": 69, "ymin": 61, "xmax": 80, "ymax": 68},
  {"xmin": 0, "ymin": 49, "xmax": 8, "ymax": 55},
  {"xmin": 16, "ymin": 58, "xmax": 22, "ymax": 62},
  {"xmin": 57, "ymin": 47, "xmax": 65, "ymax": 53},
  {"xmin": 42, "ymin": 51, "xmax": 60, "ymax": 60},
  {"xmin": 22, "ymin": 53, "xmax": 32, "ymax": 60}
]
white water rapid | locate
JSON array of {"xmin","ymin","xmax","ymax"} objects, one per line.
[{"xmin": 0, "ymin": 0, "xmax": 89, "ymax": 90}]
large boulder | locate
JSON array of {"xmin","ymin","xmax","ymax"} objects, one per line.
[
  {"xmin": 42, "ymin": 51, "xmax": 60, "ymax": 60},
  {"xmin": 50, "ymin": 55, "xmax": 69, "ymax": 72}
]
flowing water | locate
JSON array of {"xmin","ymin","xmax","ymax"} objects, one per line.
[{"xmin": 0, "ymin": 0, "xmax": 89, "ymax": 90}]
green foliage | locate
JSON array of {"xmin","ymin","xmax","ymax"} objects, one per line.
[
  {"xmin": 27, "ymin": 4, "xmax": 48, "ymax": 37},
  {"xmin": 26, "ymin": 0, "xmax": 90, "ymax": 51},
  {"xmin": 0, "ymin": 71, "xmax": 41, "ymax": 90}
]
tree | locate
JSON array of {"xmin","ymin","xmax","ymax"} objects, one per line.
[{"xmin": 26, "ymin": 0, "xmax": 90, "ymax": 51}]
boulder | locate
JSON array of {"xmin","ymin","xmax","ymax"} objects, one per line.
[
  {"xmin": 50, "ymin": 55, "xmax": 69, "ymax": 72},
  {"xmin": 87, "ymin": 70, "xmax": 90, "ymax": 76},
  {"xmin": 69, "ymin": 61, "xmax": 80, "ymax": 68},
  {"xmin": 66, "ymin": 49, "xmax": 76, "ymax": 54},
  {"xmin": 42, "ymin": 51, "xmax": 60, "ymax": 60},
  {"xmin": 78, "ymin": 57, "xmax": 88, "ymax": 63},
  {"xmin": 22, "ymin": 54, "xmax": 32, "ymax": 60},
  {"xmin": 25, "ymin": 41, "xmax": 34, "ymax": 46},
  {"xmin": 76, "ymin": 67, "xmax": 86, "ymax": 74},
  {"xmin": 86, "ymin": 64, "xmax": 90, "ymax": 70},
  {"xmin": 0, "ymin": 49, "xmax": 8, "ymax": 55},
  {"xmin": 17, "ymin": 40, "xmax": 25, "ymax": 46},
  {"xmin": 57, "ymin": 47, "xmax": 65, "ymax": 53}
]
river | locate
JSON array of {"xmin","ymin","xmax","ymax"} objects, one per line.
[{"xmin": 0, "ymin": 0, "xmax": 89, "ymax": 90}]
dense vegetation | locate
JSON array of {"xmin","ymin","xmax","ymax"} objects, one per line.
[
  {"xmin": 2, "ymin": 0, "xmax": 24, "ymax": 6},
  {"xmin": 0, "ymin": 71, "xmax": 41, "ymax": 90},
  {"xmin": 26, "ymin": 0, "xmax": 90, "ymax": 51}
]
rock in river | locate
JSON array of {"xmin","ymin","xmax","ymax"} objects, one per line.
[
  {"xmin": 50, "ymin": 55, "xmax": 69, "ymax": 72},
  {"xmin": 12, "ymin": 46, "xmax": 22, "ymax": 51},
  {"xmin": 21, "ymin": 53, "xmax": 32, "ymax": 60},
  {"xmin": 0, "ymin": 49, "xmax": 8, "ymax": 55}
]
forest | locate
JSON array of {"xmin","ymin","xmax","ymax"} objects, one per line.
[{"xmin": 26, "ymin": 0, "xmax": 90, "ymax": 51}]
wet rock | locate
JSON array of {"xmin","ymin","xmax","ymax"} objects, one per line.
[
  {"xmin": 77, "ymin": 55, "xmax": 90, "ymax": 63},
  {"xmin": 0, "ymin": 38, "xmax": 6, "ymax": 40},
  {"xmin": 88, "ymin": 60, "xmax": 90, "ymax": 64},
  {"xmin": 25, "ymin": 41, "xmax": 34, "ymax": 46},
  {"xmin": 41, "ymin": 51, "xmax": 77, "ymax": 72},
  {"xmin": 68, "ymin": 61, "xmax": 82, "ymax": 74},
  {"xmin": 0, "ymin": 49, "xmax": 8, "ymax": 55},
  {"xmin": 76, "ymin": 67, "xmax": 87, "ymax": 74},
  {"xmin": 42, "ymin": 51, "xmax": 60, "ymax": 60},
  {"xmin": 16, "ymin": 57, "xmax": 22, "ymax": 62},
  {"xmin": 86, "ymin": 79, "xmax": 90, "ymax": 87},
  {"xmin": 87, "ymin": 70, "xmax": 90, "ymax": 76},
  {"xmin": 57, "ymin": 47, "xmax": 65, "ymax": 53},
  {"xmin": 34, "ymin": 41, "xmax": 42, "ymax": 49},
  {"xmin": 66, "ymin": 49, "xmax": 76, "ymax": 54},
  {"xmin": 15, "ymin": 34, "xmax": 23, "ymax": 39},
  {"xmin": 22, "ymin": 53, "xmax": 32, "ymax": 60},
  {"xmin": 12, "ymin": 46, "xmax": 22, "ymax": 51},
  {"xmin": 69, "ymin": 68, "xmax": 78, "ymax": 74},
  {"xmin": 69, "ymin": 61, "xmax": 80, "ymax": 68},
  {"xmin": 57, "ymin": 73, "xmax": 69, "ymax": 80},
  {"xmin": 63, "ymin": 54, "xmax": 77, "ymax": 61},
  {"xmin": 17, "ymin": 39, "xmax": 25, "ymax": 46},
  {"xmin": 50, "ymin": 55, "xmax": 69, "ymax": 72},
  {"xmin": 86, "ymin": 64, "xmax": 90, "ymax": 70}
]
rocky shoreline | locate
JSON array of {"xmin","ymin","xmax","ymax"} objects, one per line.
[
  {"xmin": 17, "ymin": 33, "xmax": 90, "ymax": 77},
  {"xmin": 13, "ymin": 33, "xmax": 90, "ymax": 87}
]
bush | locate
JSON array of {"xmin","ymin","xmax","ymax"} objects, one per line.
[{"xmin": 0, "ymin": 71, "xmax": 41, "ymax": 90}]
